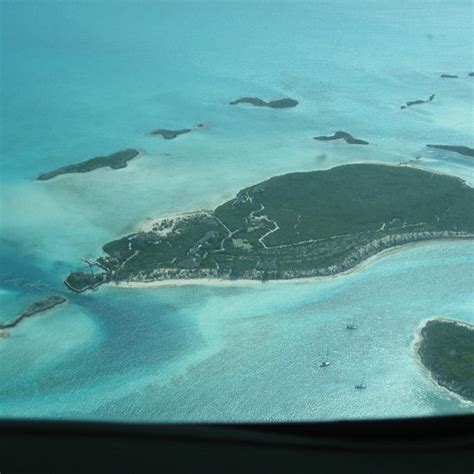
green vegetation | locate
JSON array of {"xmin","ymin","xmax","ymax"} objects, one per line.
[
  {"xmin": 149, "ymin": 129, "xmax": 192, "ymax": 139},
  {"xmin": 229, "ymin": 97, "xmax": 298, "ymax": 108},
  {"xmin": 417, "ymin": 319, "xmax": 474, "ymax": 402},
  {"xmin": 37, "ymin": 149, "xmax": 140, "ymax": 180},
  {"xmin": 313, "ymin": 131, "xmax": 369, "ymax": 145},
  {"xmin": 427, "ymin": 145, "xmax": 474, "ymax": 158},
  {"xmin": 65, "ymin": 164, "xmax": 474, "ymax": 291}
]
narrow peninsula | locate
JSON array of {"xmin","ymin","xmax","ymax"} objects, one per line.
[
  {"xmin": 426, "ymin": 145, "xmax": 474, "ymax": 158},
  {"xmin": 0, "ymin": 296, "xmax": 67, "ymax": 336},
  {"xmin": 415, "ymin": 318, "xmax": 474, "ymax": 403},
  {"xmin": 314, "ymin": 131, "xmax": 369, "ymax": 145},
  {"xmin": 65, "ymin": 164, "xmax": 474, "ymax": 292},
  {"xmin": 229, "ymin": 97, "xmax": 298, "ymax": 108},
  {"xmin": 37, "ymin": 149, "xmax": 140, "ymax": 180}
]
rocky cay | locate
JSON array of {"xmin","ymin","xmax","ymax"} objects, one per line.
[
  {"xmin": 400, "ymin": 94, "xmax": 435, "ymax": 109},
  {"xmin": 37, "ymin": 149, "xmax": 140, "ymax": 180},
  {"xmin": 313, "ymin": 131, "xmax": 369, "ymax": 145},
  {"xmin": 229, "ymin": 97, "xmax": 298, "ymax": 108}
]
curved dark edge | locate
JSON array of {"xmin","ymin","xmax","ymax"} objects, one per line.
[{"xmin": 1, "ymin": 415, "xmax": 473, "ymax": 453}]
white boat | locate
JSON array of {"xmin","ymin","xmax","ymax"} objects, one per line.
[{"xmin": 320, "ymin": 347, "xmax": 331, "ymax": 368}]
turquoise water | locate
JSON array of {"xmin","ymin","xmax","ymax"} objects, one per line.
[{"xmin": 0, "ymin": 0, "xmax": 473, "ymax": 421}]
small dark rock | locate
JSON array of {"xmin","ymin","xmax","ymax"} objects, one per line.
[{"xmin": 229, "ymin": 97, "xmax": 298, "ymax": 108}]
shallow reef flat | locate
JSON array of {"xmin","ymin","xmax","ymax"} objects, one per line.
[
  {"xmin": 65, "ymin": 163, "xmax": 474, "ymax": 292},
  {"xmin": 0, "ymin": 296, "xmax": 67, "ymax": 335},
  {"xmin": 37, "ymin": 149, "xmax": 140, "ymax": 180}
]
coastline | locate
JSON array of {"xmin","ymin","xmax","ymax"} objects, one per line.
[
  {"xmin": 103, "ymin": 238, "xmax": 473, "ymax": 290},
  {"xmin": 34, "ymin": 148, "xmax": 145, "ymax": 182},
  {"xmin": 135, "ymin": 162, "xmax": 471, "ymax": 234},
  {"xmin": 0, "ymin": 296, "xmax": 68, "ymax": 336},
  {"xmin": 412, "ymin": 316, "xmax": 474, "ymax": 408}
]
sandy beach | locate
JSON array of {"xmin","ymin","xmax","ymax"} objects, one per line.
[{"xmin": 104, "ymin": 238, "xmax": 472, "ymax": 290}]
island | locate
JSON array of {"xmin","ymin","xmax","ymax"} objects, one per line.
[
  {"xmin": 440, "ymin": 74, "xmax": 458, "ymax": 78},
  {"xmin": 415, "ymin": 318, "xmax": 474, "ymax": 403},
  {"xmin": 37, "ymin": 149, "xmax": 140, "ymax": 181},
  {"xmin": 229, "ymin": 97, "xmax": 298, "ymax": 108},
  {"xmin": 313, "ymin": 131, "xmax": 369, "ymax": 145},
  {"xmin": 400, "ymin": 94, "xmax": 435, "ymax": 109},
  {"xmin": 0, "ymin": 296, "xmax": 67, "ymax": 335},
  {"xmin": 64, "ymin": 271, "xmax": 108, "ymax": 293},
  {"xmin": 64, "ymin": 164, "xmax": 474, "ymax": 292},
  {"xmin": 426, "ymin": 145, "xmax": 474, "ymax": 158},
  {"xmin": 149, "ymin": 123, "xmax": 207, "ymax": 139},
  {"xmin": 149, "ymin": 129, "xmax": 192, "ymax": 139}
]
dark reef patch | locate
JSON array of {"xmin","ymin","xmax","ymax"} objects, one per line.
[
  {"xmin": 0, "ymin": 296, "xmax": 67, "ymax": 331},
  {"xmin": 229, "ymin": 97, "xmax": 298, "ymax": 108},
  {"xmin": 400, "ymin": 94, "xmax": 434, "ymax": 109},
  {"xmin": 440, "ymin": 74, "xmax": 458, "ymax": 78}
]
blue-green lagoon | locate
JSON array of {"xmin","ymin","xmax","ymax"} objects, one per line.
[{"xmin": 0, "ymin": 0, "xmax": 473, "ymax": 421}]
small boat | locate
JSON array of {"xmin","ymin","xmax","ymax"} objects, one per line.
[
  {"xmin": 346, "ymin": 316, "xmax": 357, "ymax": 330},
  {"xmin": 320, "ymin": 347, "xmax": 331, "ymax": 368},
  {"xmin": 355, "ymin": 375, "xmax": 366, "ymax": 390}
]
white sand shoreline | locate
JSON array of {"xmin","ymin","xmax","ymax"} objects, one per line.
[
  {"xmin": 411, "ymin": 316, "xmax": 474, "ymax": 408},
  {"xmin": 103, "ymin": 238, "xmax": 473, "ymax": 290}
]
